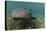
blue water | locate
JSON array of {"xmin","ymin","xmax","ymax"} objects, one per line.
[{"xmin": 6, "ymin": 1, "xmax": 45, "ymax": 16}]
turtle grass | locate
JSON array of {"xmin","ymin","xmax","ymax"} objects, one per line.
[{"xmin": 6, "ymin": 16, "xmax": 44, "ymax": 30}]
